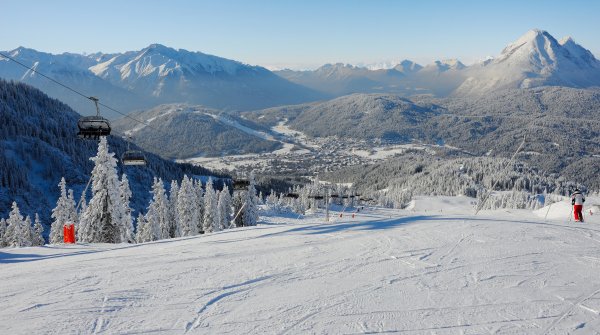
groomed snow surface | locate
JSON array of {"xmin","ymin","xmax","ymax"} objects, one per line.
[{"xmin": 2, "ymin": 196, "xmax": 600, "ymax": 334}]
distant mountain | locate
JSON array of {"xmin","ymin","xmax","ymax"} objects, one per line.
[
  {"xmin": 276, "ymin": 59, "xmax": 468, "ymax": 97},
  {"xmin": 0, "ymin": 79, "xmax": 220, "ymax": 232},
  {"xmin": 277, "ymin": 29, "xmax": 600, "ymax": 98},
  {"xmin": 245, "ymin": 94, "xmax": 443, "ymax": 140},
  {"xmin": 0, "ymin": 47, "xmax": 147, "ymax": 116},
  {"xmin": 276, "ymin": 63, "xmax": 406, "ymax": 96},
  {"xmin": 456, "ymin": 29, "xmax": 600, "ymax": 95},
  {"xmin": 0, "ymin": 44, "xmax": 325, "ymax": 114},
  {"xmin": 112, "ymin": 104, "xmax": 282, "ymax": 159}
]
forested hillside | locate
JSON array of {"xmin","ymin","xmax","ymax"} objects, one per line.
[
  {"xmin": 322, "ymin": 154, "xmax": 590, "ymax": 208},
  {"xmin": 0, "ymin": 79, "xmax": 221, "ymax": 229}
]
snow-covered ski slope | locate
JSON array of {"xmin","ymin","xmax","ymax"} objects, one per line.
[{"xmin": 2, "ymin": 197, "xmax": 600, "ymax": 334}]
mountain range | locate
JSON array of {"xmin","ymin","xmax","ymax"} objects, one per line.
[
  {"xmin": 0, "ymin": 44, "xmax": 324, "ymax": 115},
  {"xmin": 277, "ymin": 29, "xmax": 600, "ymax": 97},
  {"xmin": 2, "ymin": 29, "xmax": 599, "ymax": 118}
]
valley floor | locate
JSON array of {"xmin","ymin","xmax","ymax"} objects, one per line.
[{"xmin": 1, "ymin": 201, "xmax": 600, "ymax": 334}]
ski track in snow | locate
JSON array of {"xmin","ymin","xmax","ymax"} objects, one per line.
[{"xmin": 1, "ymin": 201, "xmax": 600, "ymax": 334}]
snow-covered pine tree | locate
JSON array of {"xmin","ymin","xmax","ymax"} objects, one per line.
[
  {"xmin": 78, "ymin": 137, "xmax": 123, "ymax": 243},
  {"xmin": 266, "ymin": 189, "xmax": 278, "ymax": 211},
  {"xmin": 0, "ymin": 218, "xmax": 7, "ymax": 248},
  {"xmin": 177, "ymin": 176, "xmax": 198, "ymax": 236},
  {"xmin": 242, "ymin": 173, "xmax": 260, "ymax": 226},
  {"xmin": 148, "ymin": 178, "xmax": 170, "ymax": 240},
  {"xmin": 203, "ymin": 178, "xmax": 218, "ymax": 233},
  {"xmin": 50, "ymin": 177, "xmax": 70, "ymax": 244},
  {"xmin": 217, "ymin": 185, "xmax": 232, "ymax": 230},
  {"xmin": 24, "ymin": 215, "xmax": 33, "ymax": 245},
  {"xmin": 168, "ymin": 180, "xmax": 179, "ymax": 238},
  {"xmin": 134, "ymin": 212, "xmax": 154, "ymax": 243},
  {"xmin": 143, "ymin": 203, "xmax": 161, "ymax": 242},
  {"xmin": 31, "ymin": 213, "xmax": 45, "ymax": 246},
  {"xmin": 194, "ymin": 179, "xmax": 205, "ymax": 233},
  {"xmin": 5, "ymin": 202, "xmax": 31, "ymax": 247},
  {"xmin": 119, "ymin": 174, "xmax": 135, "ymax": 243}
]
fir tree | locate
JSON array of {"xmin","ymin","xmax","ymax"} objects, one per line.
[
  {"xmin": 5, "ymin": 202, "xmax": 31, "ymax": 247},
  {"xmin": 119, "ymin": 174, "xmax": 135, "ymax": 243},
  {"xmin": 177, "ymin": 176, "xmax": 198, "ymax": 236},
  {"xmin": 243, "ymin": 173, "xmax": 260, "ymax": 226},
  {"xmin": 194, "ymin": 179, "xmax": 205, "ymax": 233},
  {"xmin": 143, "ymin": 204, "xmax": 161, "ymax": 242},
  {"xmin": 24, "ymin": 216, "xmax": 33, "ymax": 245},
  {"xmin": 78, "ymin": 137, "xmax": 122, "ymax": 243},
  {"xmin": 217, "ymin": 185, "xmax": 232, "ymax": 230},
  {"xmin": 134, "ymin": 212, "xmax": 152, "ymax": 243},
  {"xmin": 50, "ymin": 177, "xmax": 70, "ymax": 244},
  {"xmin": 203, "ymin": 178, "xmax": 218, "ymax": 233},
  {"xmin": 148, "ymin": 178, "xmax": 170, "ymax": 240},
  {"xmin": 169, "ymin": 180, "xmax": 180, "ymax": 238},
  {"xmin": 0, "ymin": 218, "xmax": 7, "ymax": 248},
  {"xmin": 31, "ymin": 213, "xmax": 45, "ymax": 246}
]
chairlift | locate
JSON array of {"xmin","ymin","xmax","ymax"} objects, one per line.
[
  {"xmin": 122, "ymin": 150, "xmax": 146, "ymax": 166},
  {"xmin": 122, "ymin": 135, "xmax": 146, "ymax": 166},
  {"xmin": 284, "ymin": 193, "xmax": 299, "ymax": 199},
  {"xmin": 308, "ymin": 195, "xmax": 324, "ymax": 200},
  {"xmin": 77, "ymin": 97, "xmax": 111, "ymax": 139}
]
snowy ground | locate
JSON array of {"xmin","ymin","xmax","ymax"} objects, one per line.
[{"xmin": 2, "ymin": 198, "xmax": 600, "ymax": 334}]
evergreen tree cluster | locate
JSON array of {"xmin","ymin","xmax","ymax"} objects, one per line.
[
  {"xmin": 0, "ymin": 79, "xmax": 222, "ymax": 237},
  {"xmin": 322, "ymin": 154, "xmax": 594, "ymax": 210},
  {"xmin": 0, "ymin": 202, "xmax": 44, "ymax": 248},
  {"xmin": 1, "ymin": 138, "xmax": 261, "ymax": 247}
]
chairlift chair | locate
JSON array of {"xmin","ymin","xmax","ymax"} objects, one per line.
[
  {"xmin": 121, "ymin": 135, "xmax": 146, "ymax": 166},
  {"xmin": 122, "ymin": 150, "xmax": 146, "ymax": 165},
  {"xmin": 284, "ymin": 193, "xmax": 299, "ymax": 199},
  {"xmin": 77, "ymin": 97, "xmax": 111, "ymax": 139}
]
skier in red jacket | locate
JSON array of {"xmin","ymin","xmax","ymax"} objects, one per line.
[{"xmin": 571, "ymin": 188, "xmax": 586, "ymax": 222}]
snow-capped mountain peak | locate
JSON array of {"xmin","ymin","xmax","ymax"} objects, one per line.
[
  {"xmin": 559, "ymin": 36, "xmax": 599, "ymax": 66},
  {"xmin": 393, "ymin": 60, "xmax": 423, "ymax": 74},
  {"xmin": 495, "ymin": 29, "xmax": 565, "ymax": 68},
  {"xmin": 455, "ymin": 29, "xmax": 600, "ymax": 95}
]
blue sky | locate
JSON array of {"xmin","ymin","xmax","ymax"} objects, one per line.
[{"xmin": 2, "ymin": 0, "xmax": 599, "ymax": 69}]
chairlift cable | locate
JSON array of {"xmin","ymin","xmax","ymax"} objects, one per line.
[
  {"xmin": 0, "ymin": 51, "xmax": 160, "ymax": 132},
  {"xmin": 0, "ymin": 51, "xmax": 173, "ymax": 161}
]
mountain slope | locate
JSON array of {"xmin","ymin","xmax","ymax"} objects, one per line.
[
  {"xmin": 456, "ymin": 29, "xmax": 600, "ymax": 95},
  {"xmin": 0, "ymin": 79, "xmax": 219, "ymax": 229},
  {"xmin": 0, "ymin": 45, "xmax": 325, "ymax": 113},
  {"xmin": 112, "ymin": 104, "xmax": 282, "ymax": 159},
  {"xmin": 287, "ymin": 94, "xmax": 442, "ymax": 140},
  {"xmin": 244, "ymin": 88, "xmax": 600, "ymax": 189}
]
